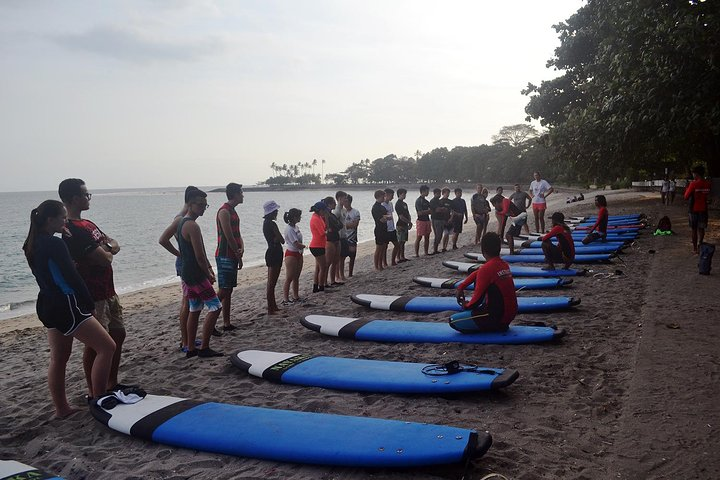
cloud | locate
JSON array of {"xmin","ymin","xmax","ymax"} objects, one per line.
[{"xmin": 52, "ymin": 25, "xmax": 224, "ymax": 63}]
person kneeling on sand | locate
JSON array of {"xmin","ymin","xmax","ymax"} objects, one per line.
[
  {"xmin": 541, "ymin": 212, "xmax": 575, "ymax": 270},
  {"xmin": 450, "ymin": 232, "xmax": 518, "ymax": 333}
]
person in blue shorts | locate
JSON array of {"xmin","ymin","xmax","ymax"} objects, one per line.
[{"xmin": 215, "ymin": 182, "xmax": 245, "ymax": 330}]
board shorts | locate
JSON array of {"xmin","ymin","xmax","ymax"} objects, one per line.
[
  {"xmin": 416, "ymin": 219, "xmax": 431, "ymax": 236},
  {"xmin": 94, "ymin": 295, "xmax": 124, "ymax": 331},
  {"xmin": 532, "ymin": 203, "xmax": 547, "ymax": 213},
  {"xmin": 216, "ymin": 256, "xmax": 239, "ymax": 289},
  {"xmin": 473, "ymin": 213, "xmax": 488, "ymax": 225},
  {"xmin": 182, "ymin": 279, "xmax": 222, "ymax": 313},
  {"xmin": 374, "ymin": 228, "xmax": 388, "ymax": 245},
  {"xmin": 285, "ymin": 249, "xmax": 302, "ymax": 258},
  {"xmin": 396, "ymin": 227, "xmax": 408, "ymax": 243},
  {"xmin": 340, "ymin": 238, "xmax": 350, "ymax": 257},
  {"xmin": 689, "ymin": 212, "xmax": 708, "ymax": 230},
  {"xmin": 265, "ymin": 246, "xmax": 284, "ymax": 268},
  {"xmin": 582, "ymin": 232, "xmax": 606, "ymax": 245},
  {"xmin": 386, "ymin": 230, "xmax": 398, "ymax": 244},
  {"xmin": 449, "ymin": 307, "xmax": 509, "ymax": 333},
  {"xmin": 310, "ymin": 247, "xmax": 326, "ymax": 257},
  {"xmin": 36, "ymin": 292, "xmax": 94, "ymax": 336},
  {"xmin": 545, "ymin": 243, "xmax": 572, "ymax": 264}
]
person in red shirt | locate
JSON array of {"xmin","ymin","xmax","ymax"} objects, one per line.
[
  {"xmin": 541, "ymin": 212, "xmax": 576, "ymax": 270},
  {"xmin": 450, "ymin": 232, "xmax": 518, "ymax": 333},
  {"xmin": 309, "ymin": 201, "xmax": 330, "ymax": 292},
  {"xmin": 489, "ymin": 195, "xmax": 527, "ymax": 254},
  {"xmin": 582, "ymin": 195, "xmax": 609, "ymax": 244},
  {"xmin": 684, "ymin": 165, "xmax": 712, "ymax": 253}
]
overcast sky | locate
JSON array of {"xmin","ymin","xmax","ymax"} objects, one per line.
[{"xmin": 0, "ymin": 0, "xmax": 582, "ymax": 192}]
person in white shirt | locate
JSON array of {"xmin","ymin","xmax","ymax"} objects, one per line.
[
  {"xmin": 529, "ymin": 171, "xmax": 554, "ymax": 233},
  {"xmin": 343, "ymin": 195, "xmax": 361, "ymax": 277},
  {"xmin": 282, "ymin": 208, "xmax": 305, "ymax": 304}
]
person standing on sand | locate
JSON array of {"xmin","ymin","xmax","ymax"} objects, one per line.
[
  {"xmin": 309, "ymin": 201, "xmax": 330, "ymax": 292},
  {"xmin": 372, "ymin": 190, "xmax": 390, "ymax": 270},
  {"xmin": 158, "ymin": 186, "xmax": 200, "ymax": 352},
  {"xmin": 332, "ymin": 191, "xmax": 348, "ymax": 284},
  {"xmin": 540, "ymin": 212, "xmax": 575, "ymax": 271},
  {"xmin": 262, "ymin": 200, "xmax": 285, "ymax": 313},
  {"xmin": 660, "ymin": 176, "xmax": 671, "ymax": 205},
  {"xmin": 59, "ymin": 178, "xmax": 125, "ymax": 394},
  {"xmin": 382, "ymin": 188, "xmax": 399, "ymax": 267},
  {"xmin": 450, "ymin": 232, "xmax": 517, "ymax": 333},
  {"xmin": 394, "ymin": 188, "xmax": 412, "ymax": 262},
  {"xmin": 509, "ymin": 183, "xmax": 532, "ymax": 235},
  {"xmin": 23, "ymin": 200, "xmax": 116, "ymax": 417},
  {"xmin": 343, "ymin": 195, "xmax": 361, "ymax": 276},
  {"xmin": 414, "ymin": 185, "xmax": 432, "ymax": 256},
  {"xmin": 449, "ymin": 188, "xmax": 468, "ymax": 250},
  {"xmin": 491, "ymin": 186, "xmax": 506, "ymax": 237},
  {"xmin": 177, "ymin": 189, "xmax": 223, "ymax": 357},
  {"xmin": 684, "ymin": 165, "xmax": 712, "ymax": 254},
  {"xmin": 215, "ymin": 182, "xmax": 244, "ymax": 331},
  {"xmin": 529, "ymin": 171, "xmax": 554, "ymax": 233},
  {"xmin": 471, "ymin": 186, "xmax": 491, "ymax": 244},
  {"xmin": 323, "ymin": 196, "xmax": 343, "ymax": 285},
  {"xmin": 282, "ymin": 208, "xmax": 305, "ymax": 304}
]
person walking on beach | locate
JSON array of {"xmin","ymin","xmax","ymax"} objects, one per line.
[
  {"xmin": 332, "ymin": 191, "xmax": 348, "ymax": 285},
  {"xmin": 23, "ymin": 200, "xmax": 116, "ymax": 417},
  {"xmin": 382, "ymin": 188, "xmax": 399, "ymax": 266},
  {"xmin": 509, "ymin": 183, "xmax": 532, "ymax": 235},
  {"xmin": 343, "ymin": 195, "xmax": 361, "ymax": 276},
  {"xmin": 59, "ymin": 178, "xmax": 125, "ymax": 393},
  {"xmin": 395, "ymin": 188, "xmax": 412, "ymax": 262},
  {"xmin": 215, "ymin": 182, "xmax": 244, "ymax": 331},
  {"xmin": 540, "ymin": 212, "xmax": 575, "ymax": 270},
  {"xmin": 471, "ymin": 185, "xmax": 491, "ymax": 244},
  {"xmin": 660, "ymin": 176, "xmax": 671, "ymax": 205},
  {"xmin": 158, "ymin": 185, "xmax": 199, "ymax": 351},
  {"xmin": 372, "ymin": 190, "xmax": 390, "ymax": 270},
  {"xmin": 529, "ymin": 171, "xmax": 554, "ymax": 233},
  {"xmin": 309, "ymin": 201, "xmax": 330, "ymax": 292},
  {"xmin": 684, "ymin": 165, "xmax": 712, "ymax": 254},
  {"xmin": 449, "ymin": 188, "xmax": 468, "ymax": 250},
  {"xmin": 414, "ymin": 185, "xmax": 432, "ymax": 256},
  {"xmin": 177, "ymin": 188, "xmax": 223, "ymax": 357},
  {"xmin": 582, "ymin": 195, "xmax": 609, "ymax": 244},
  {"xmin": 282, "ymin": 208, "xmax": 305, "ymax": 304},
  {"xmin": 262, "ymin": 200, "xmax": 285, "ymax": 313},
  {"xmin": 450, "ymin": 232, "xmax": 517, "ymax": 333}
]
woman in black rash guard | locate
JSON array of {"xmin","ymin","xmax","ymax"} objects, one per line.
[{"xmin": 23, "ymin": 200, "xmax": 116, "ymax": 418}]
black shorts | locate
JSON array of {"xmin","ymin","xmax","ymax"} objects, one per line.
[
  {"xmin": 310, "ymin": 247, "xmax": 326, "ymax": 257},
  {"xmin": 582, "ymin": 232, "xmax": 605, "ymax": 245},
  {"xmin": 507, "ymin": 223, "xmax": 522, "ymax": 237},
  {"xmin": 386, "ymin": 230, "xmax": 398, "ymax": 244},
  {"xmin": 374, "ymin": 228, "xmax": 388, "ymax": 245},
  {"xmin": 689, "ymin": 212, "xmax": 708, "ymax": 229},
  {"xmin": 340, "ymin": 238, "xmax": 350, "ymax": 257},
  {"xmin": 265, "ymin": 246, "xmax": 284, "ymax": 267},
  {"xmin": 37, "ymin": 292, "xmax": 93, "ymax": 336},
  {"xmin": 451, "ymin": 217, "xmax": 463, "ymax": 234},
  {"xmin": 545, "ymin": 243, "xmax": 571, "ymax": 264}
]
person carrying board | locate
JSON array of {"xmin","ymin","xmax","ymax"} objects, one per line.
[{"xmin": 450, "ymin": 232, "xmax": 518, "ymax": 333}]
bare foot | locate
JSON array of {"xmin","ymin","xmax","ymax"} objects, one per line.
[{"xmin": 55, "ymin": 406, "xmax": 81, "ymax": 419}]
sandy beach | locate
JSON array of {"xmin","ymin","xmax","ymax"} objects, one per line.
[{"xmin": 1, "ymin": 189, "xmax": 718, "ymax": 479}]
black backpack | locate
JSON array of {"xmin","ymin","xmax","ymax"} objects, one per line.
[{"xmin": 657, "ymin": 216, "xmax": 672, "ymax": 231}]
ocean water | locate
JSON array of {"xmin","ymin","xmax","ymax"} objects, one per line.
[{"xmin": 0, "ymin": 187, "xmax": 380, "ymax": 321}]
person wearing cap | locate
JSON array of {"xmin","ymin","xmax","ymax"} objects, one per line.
[
  {"xmin": 263, "ymin": 200, "xmax": 285, "ymax": 313},
  {"xmin": 215, "ymin": 183, "xmax": 244, "ymax": 330},
  {"xmin": 540, "ymin": 212, "xmax": 575, "ymax": 270},
  {"xmin": 309, "ymin": 200, "xmax": 330, "ymax": 292}
]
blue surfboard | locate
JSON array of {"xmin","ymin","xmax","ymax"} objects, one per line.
[
  {"xmin": 302, "ymin": 315, "xmax": 565, "ymax": 345},
  {"xmin": 0, "ymin": 461, "xmax": 63, "ymax": 480},
  {"xmin": 443, "ymin": 260, "xmax": 586, "ymax": 277},
  {"xmin": 413, "ymin": 276, "xmax": 571, "ymax": 290},
  {"xmin": 351, "ymin": 294, "xmax": 580, "ymax": 313},
  {"xmin": 516, "ymin": 239, "xmax": 627, "ymax": 249},
  {"xmin": 463, "ymin": 252, "xmax": 613, "ymax": 264},
  {"xmin": 232, "ymin": 350, "xmax": 519, "ymax": 393},
  {"xmin": 91, "ymin": 394, "xmax": 491, "ymax": 467}
]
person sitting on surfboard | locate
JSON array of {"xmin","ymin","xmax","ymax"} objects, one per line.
[
  {"xmin": 450, "ymin": 232, "xmax": 518, "ymax": 333},
  {"xmin": 582, "ymin": 195, "xmax": 608, "ymax": 244},
  {"xmin": 541, "ymin": 212, "xmax": 575, "ymax": 270}
]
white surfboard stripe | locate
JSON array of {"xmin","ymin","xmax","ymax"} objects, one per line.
[
  {"xmin": 237, "ymin": 350, "xmax": 298, "ymax": 377},
  {"xmin": 445, "ymin": 261, "xmax": 474, "ymax": 273},
  {"xmin": 356, "ymin": 294, "xmax": 398, "ymax": 310},
  {"xmin": 0, "ymin": 460, "xmax": 35, "ymax": 477},
  {"xmin": 105, "ymin": 394, "xmax": 185, "ymax": 435},
  {"xmin": 415, "ymin": 277, "xmax": 446, "ymax": 288},
  {"xmin": 305, "ymin": 314, "xmax": 358, "ymax": 336}
]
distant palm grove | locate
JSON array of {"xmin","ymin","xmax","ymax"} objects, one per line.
[{"xmin": 264, "ymin": 0, "xmax": 717, "ymax": 187}]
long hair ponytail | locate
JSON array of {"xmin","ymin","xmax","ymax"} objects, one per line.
[{"xmin": 23, "ymin": 200, "xmax": 65, "ymax": 267}]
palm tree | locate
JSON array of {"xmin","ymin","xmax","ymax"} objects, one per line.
[
  {"xmin": 321, "ymin": 159, "xmax": 326, "ymax": 183},
  {"xmin": 312, "ymin": 159, "xmax": 318, "ymax": 175},
  {"xmin": 270, "ymin": 162, "xmax": 277, "ymax": 176}
]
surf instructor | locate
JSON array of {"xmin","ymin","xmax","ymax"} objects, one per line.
[{"xmin": 450, "ymin": 232, "xmax": 518, "ymax": 333}]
